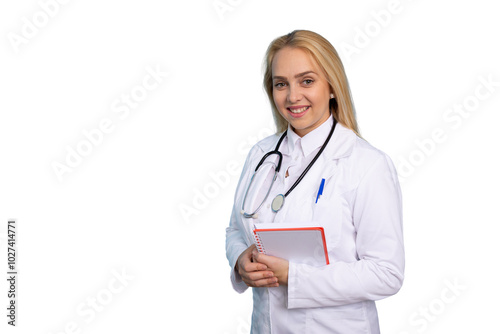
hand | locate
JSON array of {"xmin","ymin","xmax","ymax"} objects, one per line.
[
  {"xmin": 252, "ymin": 249, "xmax": 289, "ymax": 286},
  {"xmin": 236, "ymin": 244, "xmax": 279, "ymax": 288}
]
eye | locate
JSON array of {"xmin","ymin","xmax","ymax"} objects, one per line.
[
  {"xmin": 303, "ymin": 79, "xmax": 314, "ymax": 85},
  {"xmin": 274, "ymin": 82, "xmax": 286, "ymax": 88}
]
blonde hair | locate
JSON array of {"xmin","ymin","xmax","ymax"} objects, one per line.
[{"xmin": 263, "ymin": 30, "xmax": 360, "ymax": 135}]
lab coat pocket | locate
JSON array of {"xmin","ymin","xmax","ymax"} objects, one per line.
[{"xmin": 312, "ymin": 195, "xmax": 343, "ymax": 249}]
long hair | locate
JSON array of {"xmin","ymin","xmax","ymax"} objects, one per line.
[{"xmin": 263, "ymin": 30, "xmax": 360, "ymax": 135}]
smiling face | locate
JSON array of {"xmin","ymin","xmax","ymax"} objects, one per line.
[{"xmin": 271, "ymin": 47, "xmax": 333, "ymax": 137}]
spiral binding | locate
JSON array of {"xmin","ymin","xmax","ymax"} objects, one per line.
[{"xmin": 253, "ymin": 230, "xmax": 266, "ymax": 254}]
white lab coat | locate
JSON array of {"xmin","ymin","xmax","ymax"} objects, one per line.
[{"xmin": 225, "ymin": 121, "xmax": 404, "ymax": 334}]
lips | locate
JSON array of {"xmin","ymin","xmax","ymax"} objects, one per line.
[{"xmin": 287, "ymin": 105, "xmax": 310, "ymax": 118}]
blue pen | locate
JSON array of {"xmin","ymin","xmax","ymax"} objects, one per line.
[{"xmin": 315, "ymin": 178, "xmax": 325, "ymax": 203}]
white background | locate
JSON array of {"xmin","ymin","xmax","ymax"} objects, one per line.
[{"xmin": 1, "ymin": 0, "xmax": 499, "ymax": 333}]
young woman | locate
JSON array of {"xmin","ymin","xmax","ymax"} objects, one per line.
[{"xmin": 225, "ymin": 30, "xmax": 404, "ymax": 333}]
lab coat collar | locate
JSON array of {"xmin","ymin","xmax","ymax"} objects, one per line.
[
  {"xmin": 259, "ymin": 118, "xmax": 356, "ymax": 161},
  {"xmin": 322, "ymin": 119, "xmax": 357, "ymax": 160},
  {"xmin": 286, "ymin": 115, "xmax": 334, "ymax": 158}
]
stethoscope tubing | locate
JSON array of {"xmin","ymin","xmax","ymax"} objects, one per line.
[
  {"xmin": 241, "ymin": 161, "xmax": 279, "ymax": 218},
  {"xmin": 241, "ymin": 117, "xmax": 337, "ymax": 218}
]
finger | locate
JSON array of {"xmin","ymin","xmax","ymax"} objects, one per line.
[
  {"xmin": 253, "ymin": 279, "xmax": 279, "ymax": 288},
  {"xmin": 252, "ymin": 251, "xmax": 266, "ymax": 266},
  {"xmin": 245, "ymin": 282, "xmax": 279, "ymax": 288},
  {"xmin": 252, "ymin": 251, "xmax": 271, "ymax": 266},
  {"xmin": 240, "ymin": 270, "xmax": 274, "ymax": 285},
  {"xmin": 240, "ymin": 269, "xmax": 273, "ymax": 282},
  {"xmin": 251, "ymin": 249, "xmax": 259, "ymax": 262},
  {"xmin": 244, "ymin": 276, "xmax": 279, "ymax": 288},
  {"xmin": 240, "ymin": 261, "xmax": 268, "ymax": 273},
  {"xmin": 246, "ymin": 270, "xmax": 275, "ymax": 281}
]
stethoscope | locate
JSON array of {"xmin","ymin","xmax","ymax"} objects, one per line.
[{"xmin": 241, "ymin": 117, "xmax": 337, "ymax": 218}]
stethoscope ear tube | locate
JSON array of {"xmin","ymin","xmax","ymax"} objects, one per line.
[
  {"xmin": 254, "ymin": 130, "xmax": 287, "ymax": 172},
  {"xmin": 255, "ymin": 150, "xmax": 283, "ymax": 172},
  {"xmin": 241, "ymin": 162, "xmax": 279, "ymax": 219}
]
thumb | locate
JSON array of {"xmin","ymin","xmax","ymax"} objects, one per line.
[
  {"xmin": 251, "ymin": 249, "xmax": 258, "ymax": 261},
  {"xmin": 252, "ymin": 249, "xmax": 269, "ymax": 265}
]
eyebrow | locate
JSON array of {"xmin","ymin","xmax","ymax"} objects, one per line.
[{"xmin": 272, "ymin": 71, "xmax": 317, "ymax": 80}]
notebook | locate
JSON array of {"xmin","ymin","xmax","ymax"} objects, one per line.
[{"xmin": 253, "ymin": 223, "xmax": 329, "ymax": 266}]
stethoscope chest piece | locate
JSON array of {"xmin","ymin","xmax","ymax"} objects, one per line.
[{"xmin": 271, "ymin": 194, "xmax": 285, "ymax": 212}]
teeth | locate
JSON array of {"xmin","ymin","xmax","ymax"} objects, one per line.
[{"xmin": 290, "ymin": 106, "xmax": 308, "ymax": 113}]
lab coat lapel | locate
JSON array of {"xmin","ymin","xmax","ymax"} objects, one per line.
[
  {"xmin": 317, "ymin": 122, "xmax": 356, "ymax": 179},
  {"xmin": 283, "ymin": 124, "xmax": 356, "ymax": 209},
  {"xmin": 324, "ymin": 122, "xmax": 357, "ymax": 160}
]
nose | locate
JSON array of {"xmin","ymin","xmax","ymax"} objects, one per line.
[{"xmin": 287, "ymin": 84, "xmax": 302, "ymax": 103}]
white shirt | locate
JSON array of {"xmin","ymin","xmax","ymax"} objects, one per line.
[{"xmin": 226, "ymin": 117, "xmax": 404, "ymax": 333}]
